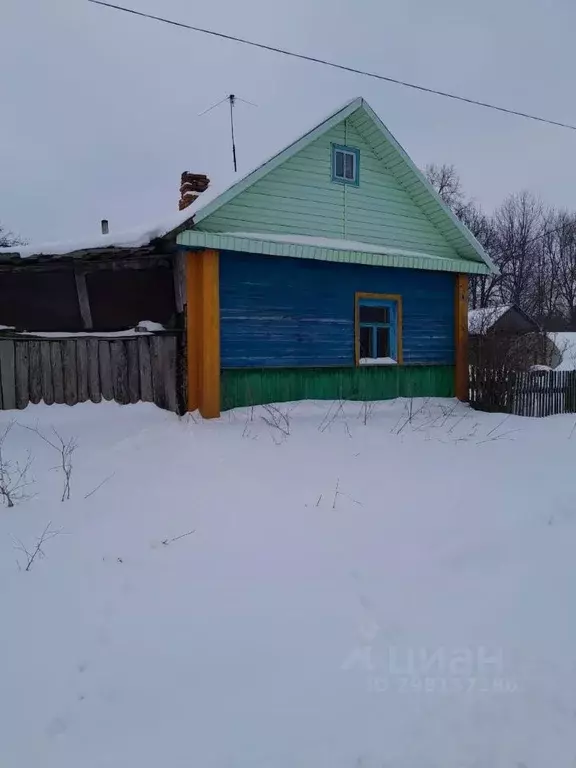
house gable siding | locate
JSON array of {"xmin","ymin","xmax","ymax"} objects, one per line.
[
  {"xmin": 219, "ymin": 251, "xmax": 455, "ymax": 368},
  {"xmin": 198, "ymin": 115, "xmax": 463, "ymax": 261}
]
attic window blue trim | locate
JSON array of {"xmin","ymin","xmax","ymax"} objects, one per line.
[{"xmin": 331, "ymin": 144, "xmax": 360, "ymax": 186}]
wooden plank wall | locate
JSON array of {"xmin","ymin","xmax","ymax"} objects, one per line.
[
  {"xmin": 0, "ymin": 334, "xmax": 181, "ymax": 413},
  {"xmin": 219, "ymin": 252, "xmax": 455, "ymax": 368}
]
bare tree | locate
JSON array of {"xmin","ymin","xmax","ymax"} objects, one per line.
[
  {"xmin": 426, "ymin": 161, "xmax": 576, "ymax": 330},
  {"xmin": 527, "ymin": 209, "xmax": 560, "ymax": 323},
  {"xmin": 425, "ymin": 163, "xmax": 466, "ymax": 214},
  {"xmin": 549, "ymin": 211, "xmax": 576, "ymax": 326},
  {"xmin": 426, "ymin": 163, "xmax": 502, "ymax": 309},
  {"xmin": 0, "ymin": 222, "xmax": 24, "ymax": 249},
  {"xmin": 460, "ymin": 203, "xmax": 502, "ymax": 309},
  {"xmin": 491, "ymin": 191, "xmax": 544, "ymax": 312}
]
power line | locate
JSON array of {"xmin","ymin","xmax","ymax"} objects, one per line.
[{"xmin": 88, "ymin": 0, "xmax": 576, "ymax": 133}]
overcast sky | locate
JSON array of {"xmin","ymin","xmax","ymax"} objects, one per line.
[{"xmin": 3, "ymin": 0, "xmax": 576, "ymax": 244}]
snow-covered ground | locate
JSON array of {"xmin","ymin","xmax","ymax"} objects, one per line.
[{"xmin": 1, "ymin": 398, "xmax": 576, "ymax": 768}]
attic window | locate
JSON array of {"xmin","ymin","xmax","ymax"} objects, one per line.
[{"xmin": 331, "ymin": 144, "xmax": 359, "ymax": 185}]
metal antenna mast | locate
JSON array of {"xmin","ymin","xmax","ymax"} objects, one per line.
[
  {"xmin": 198, "ymin": 93, "xmax": 257, "ymax": 173},
  {"xmin": 229, "ymin": 94, "xmax": 237, "ymax": 173}
]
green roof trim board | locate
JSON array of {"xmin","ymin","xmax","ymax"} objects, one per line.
[
  {"xmin": 177, "ymin": 97, "xmax": 496, "ymax": 276},
  {"xmin": 177, "ymin": 231, "xmax": 492, "ymax": 275}
]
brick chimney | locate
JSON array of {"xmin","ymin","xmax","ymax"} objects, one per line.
[{"xmin": 179, "ymin": 172, "xmax": 210, "ymax": 211}]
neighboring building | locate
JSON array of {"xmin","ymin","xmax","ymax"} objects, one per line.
[
  {"xmin": 468, "ymin": 304, "xmax": 558, "ymax": 370},
  {"xmin": 468, "ymin": 305, "xmax": 539, "ymax": 336},
  {"xmin": 0, "ymin": 98, "xmax": 496, "ymax": 417},
  {"xmin": 0, "ymin": 176, "xmax": 212, "ymax": 333}
]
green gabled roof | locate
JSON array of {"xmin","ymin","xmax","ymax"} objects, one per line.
[{"xmin": 177, "ymin": 97, "xmax": 496, "ymax": 275}]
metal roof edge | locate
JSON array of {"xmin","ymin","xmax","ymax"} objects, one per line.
[{"xmin": 177, "ymin": 231, "xmax": 491, "ymax": 275}]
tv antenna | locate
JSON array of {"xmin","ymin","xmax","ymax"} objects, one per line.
[{"xmin": 199, "ymin": 93, "xmax": 257, "ymax": 173}]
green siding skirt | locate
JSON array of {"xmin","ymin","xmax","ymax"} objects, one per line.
[{"xmin": 221, "ymin": 365, "xmax": 455, "ymax": 410}]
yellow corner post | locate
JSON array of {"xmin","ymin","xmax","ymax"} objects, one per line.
[
  {"xmin": 185, "ymin": 249, "xmax": 220, "ymax": 418},
  {"xmin": 455, "ymin": 273, "xmax": 469, "ymax": 401}
]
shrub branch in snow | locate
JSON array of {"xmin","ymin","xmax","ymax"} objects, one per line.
[
  {"xmin": 318, "ymin": 399, "xmax": 352, "ymax": 437},
  {"xmin": 84, "ymin": 473, "xmax": 115, "ymax": 500},
  {"xmin": 241, "ymin": 407, "xmax": 259, "ymax": 440},
  {"xmin": 161, "ymin": 529, "xmax": 196, "ymax": 546},
  {"xmin": 0, "ymin": 421, "xmax": 34, "ymax": 507},
  {"xmin": 392, "ymin": 398, "xmax": 433, "ymax": 435},
  {"xmin": 331, "ymin": 478, "xmax": 362, "ymax": 509},
  {"xmin": 21, "ymin": 424, "xmax": 77, "ymax": 501},
  {"xmin": 261, "ymin": 404, "xmax": 291, "ymax": 443},
  {"xmin": 414, "ymin": 401, "xmax": 459, "ymax": 432},
  {"xmin": 475, "ymin": 414, "xmax": 519, "ymax": 445},
  {"xmin": 13, "ymin": 521, "xmax": 63, "ymax": 571},
  {"xmin": 358, "ymin": 400, "xmax": 377, "ymax": 425}
]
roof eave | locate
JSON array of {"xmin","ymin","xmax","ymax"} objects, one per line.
[{"xmin": 177, "ymin": 230, "xmax": 492, "ymax": 275}]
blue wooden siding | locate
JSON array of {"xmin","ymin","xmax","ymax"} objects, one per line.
[{"xmin": 219, "ymin": 251, "xmax": 455, "ymax": 368}]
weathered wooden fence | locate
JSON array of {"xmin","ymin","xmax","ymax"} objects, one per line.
[
  {"xmin": 469, "ymin": 365, "xmax": 576, "ymax": 417},
  {"xmin": 0, "ymin": 333, "xmax": 182, "ymax": 413}
]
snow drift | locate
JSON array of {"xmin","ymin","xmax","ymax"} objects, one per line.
[{"xmin": 1, "ymin": 398, "xmax": 575, "ymax": 767}]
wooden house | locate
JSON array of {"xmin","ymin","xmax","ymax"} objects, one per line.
[
  {"xmin": 0, "ymin": 98, "xmax": 496, "ymax": 417},
  {"xmin": 177, "ymin": 97, "xmax": 495, "ymax": 417}
]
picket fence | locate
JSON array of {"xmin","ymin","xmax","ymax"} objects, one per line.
[{"xmin": 469, "ymin": 365, "xmax": 576, "ymax": 417}]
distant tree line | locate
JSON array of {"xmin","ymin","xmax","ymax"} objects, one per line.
[{"xmin": 426, "ymin": 164, "xmax": 576, "ymax": 331}]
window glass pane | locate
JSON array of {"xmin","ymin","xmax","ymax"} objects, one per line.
[
  {"xmin": 376, "ymin": 327, "xmax": 391, "ymax": 358},
  {"xmin": 359, "ymin": 325, "xmax": 373, "ymax": 358},
  {"xmin": 335, "ymin": 150, "xmax": 344, "ymax": 178},
  {"xmin": 344, "ymin": 152, "xmax": 355, "ymax": 180},
  {"xmin": 359, "ymin": 304, "xmax": 390, "ymax": 324}
]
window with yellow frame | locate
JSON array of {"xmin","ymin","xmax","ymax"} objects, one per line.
[{"xmin": 355, "ymin": 293, "xmax": 403, "ymax": 365}]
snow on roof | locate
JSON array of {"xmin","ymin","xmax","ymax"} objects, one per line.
[
  {"xmin": 468, "ymin": 306, "xmax": 512, "ymax": 335},
  {"xmin": 0, "ymin": 100, "xmax": 363, "ymax": 259},
  {"xmin": 0, "ymin": 211, "xmax": 190, "ymax": 260},
  {"xmin": 0, "ymin": 108, "xmax": 314, "ymax": 260},
  {"xmin": 0, "ymin": 172, "xmax": 240, "ymax": 260},
  {"xmin": 229, "ymin": 232, "xmax": 454, "ymax": 261}
]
